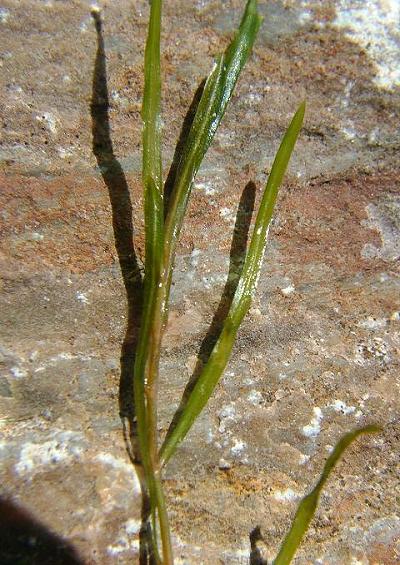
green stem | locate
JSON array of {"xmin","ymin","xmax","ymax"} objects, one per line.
[
  {"xmin": 134, "ymin": 0, "xmax": 173, "ymax": 562},
  {"xmin": 154, "ymin": 472, "xmax": 174, "ymax": 564}
]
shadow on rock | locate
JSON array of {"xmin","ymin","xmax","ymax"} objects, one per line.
[
  {"xmin": 90, "ymin": 9, "xmax": 143, "ymax": 424},
  {"xmin": 164, "ymin": 180, "xmax": 256, "ymax": 445},
  {"xmin": 0, "ymin": 496, "xmax": 83, "ymax": 565},
  {"xmin": 91, "ymin": 9, "xmax": 153, "ymax": 563},
  {"xmin": 250, "ymin": 526, "xmax": 269, "ymax": 565}
]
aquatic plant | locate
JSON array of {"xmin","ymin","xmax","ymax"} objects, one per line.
[{"xmin": 133, "ymin": 1, "xmax": 380, "ymax": 562}]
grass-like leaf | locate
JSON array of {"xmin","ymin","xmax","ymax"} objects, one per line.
[
  {"xmin": 161, "ymin": 0, "xmax": 262, "ymax": 323},
  {"xmin": 133, "ymin": 0, "xmax": 173, "ymax": 562},
  {"xmin": 160, "ymin": 102, "xmax": 305, "ymax": 466},
  {"xmin": 135, "ymin": 0, "xmax": 163, "ymax": 443},
  {"xmin": 274, "ymin": 424, "xmax": 381, "ymax": 564}
]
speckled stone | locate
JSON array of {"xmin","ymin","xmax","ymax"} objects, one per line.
[{"xmin": 0, "ymin": 1, "xmax": 399, "ymax": 563}]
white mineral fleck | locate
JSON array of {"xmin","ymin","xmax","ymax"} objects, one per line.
[
  {"xmin": 273, "ymin": 488, "xmax": 300, "ymax": 502},
  {"xmin": 334, "ymin": 0, "xmax": 400, "ymax": 89},
  {"xmin": 10, "ymin": 366, "xmax": 27, "ymax": 379},
  {"xmin": 302, "ymin": 406, "xmax": 323, "ymax": 438},
  {"xmin": 281, "ymin": 283, "xmax": 295, "ymax": 296},
  {"xmin": 231, "ymin": 438, "xmax": 246, "ymax": 456},
  {"xmin": 76, "ymin": 291, "xmax": 89, "ymax": 304},
  {"xmin": 247, "ymin": 390, "xmax": 263, "ymax": 405},
  {"xmin": 330, "ymin": 399, "xmax": 356, "ymax": 415},
  {"xmin": 15, "ymin": 431, "xmax": 84, "ymax": 476},
  {"xmin": 218, "ymin": 458, "xmax": 231, "ymax": 470}
]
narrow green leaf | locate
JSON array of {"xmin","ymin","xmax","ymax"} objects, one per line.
[
  {"xmin": 230, "ymin": 101, "xmax": 305, "ymax": 323},
  {"xmin": 140, "ymin": 0, "xmax": 164, "ymax": 341},
  {"xmin": 161, "ymin": 0, "xmax": 262, "ymax": 323},
  {"xmin": 274, "ymin": 425, "xmax": 381, "ymax": 565},
  {"xmin": 136, "ymin": 0, "xmax": 164, "ymax": 380},
  {"xmin": 178, "ymin": 0, "xmax": 263, "ymax": 180},
  {"xmin": 160, "ymin": 102, "xmax": 305, "ymax": 466},
  {"xmin": 142, "ymin": 0, "xmax": 163, "ymax": 268}
]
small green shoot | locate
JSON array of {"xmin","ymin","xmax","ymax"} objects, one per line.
[
  {"xmin": 128, "ymin": 1, "xmax": 381, "ymax": 563},
  {"xmin": 135, "ymin": 3, "xmax": 264, "ymax": 560}
]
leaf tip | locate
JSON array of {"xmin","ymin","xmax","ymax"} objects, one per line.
[
  {"xmin": 297, "ymin": 100, "xmax": 306, "ymax": 122},
  {"xmin": 247, "ymin": 0, "xmax": 258, "ymax": 12},
  {"xmin": 358, "ymin": 423, "xmax": 382, "ymax": 435},
  {"xmin": 246, "ymin": 0, "xmax": 263, "ymax": 26}
]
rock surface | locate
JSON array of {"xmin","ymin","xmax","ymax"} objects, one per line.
[{"xmin": 0, "ymin": 1, "xmax": 399, "ymax": 563}]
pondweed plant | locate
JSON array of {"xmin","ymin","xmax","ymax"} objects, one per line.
[{"xmin": 133, "ymin": 1, "xmax": 380, "ymax": 563}]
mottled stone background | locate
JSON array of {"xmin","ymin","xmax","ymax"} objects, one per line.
[{"xmin": 0, "ymin": 0, "xmax": 399, "ymax": 563}]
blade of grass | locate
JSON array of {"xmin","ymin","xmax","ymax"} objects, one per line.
[
  {"xmin": 160, "ymin": 102, "xmax": 305, "ymax": 466},
  {"xmin": 161, "ymin": 0, "xmax": 262, "ymax": 326},
  {"xmin": 274, "ymin": 424, "xmax": 381, "ymax": 565},
  {"xmin": 135, "ymin": 0, "xmax": 163, "ymax": 429},
  {"xmin": 133, "ymin": 0, "xmax": 173, "ymax": 563}
]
